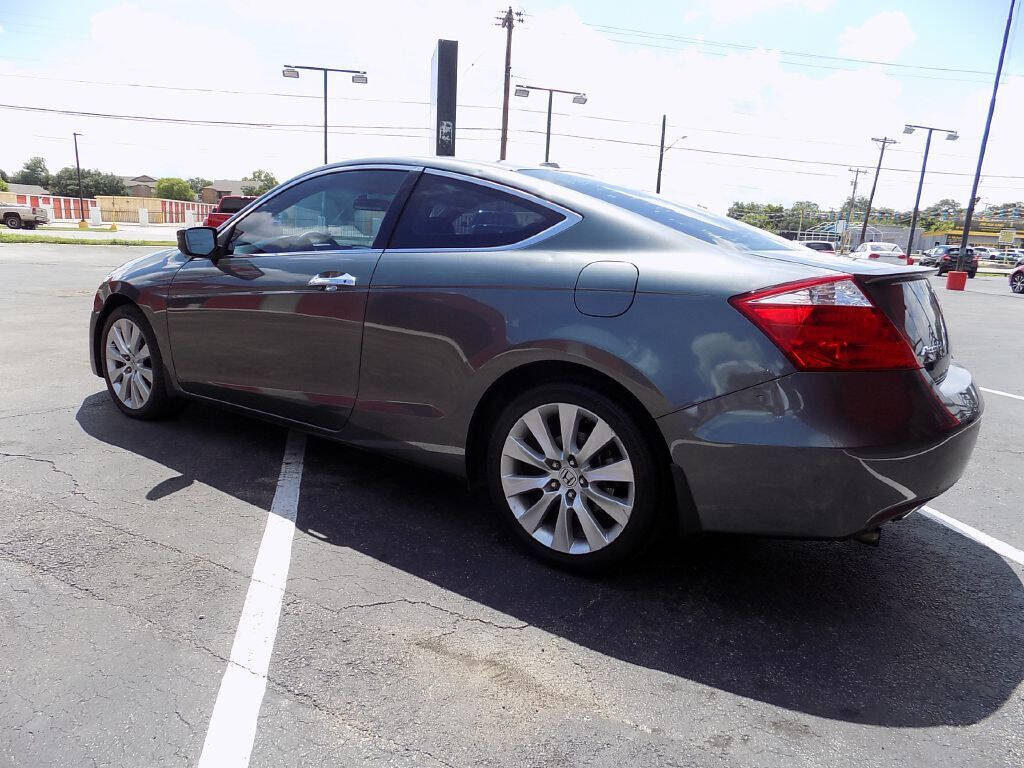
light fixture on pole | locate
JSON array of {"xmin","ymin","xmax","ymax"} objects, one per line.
[
  {"xmin": 902, "ymin": 123, "xmax": 958, "ymax": 256},
  {"xmin": 514, "ymin": 84, "xmax": 587, "ymax": 163},
  {"xmin": 282, "ymin": 64, "xmax": 369, "ymax": 165}
]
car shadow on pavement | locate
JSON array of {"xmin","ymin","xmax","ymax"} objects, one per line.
[{"xmin": 76, "ymin": 393, "xmax": 1024, "ymax": 729}]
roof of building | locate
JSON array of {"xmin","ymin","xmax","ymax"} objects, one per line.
[
  {"xmin": 124, "ymin": 175, "xmax": 157, "ymax": 184},
  {"xmin": 204, "ymin": 179, "xmax": 249, "ymax": 196},
  {"xmin": 7, "ymin": 183, "xmax": 50, "ymax": 195}
]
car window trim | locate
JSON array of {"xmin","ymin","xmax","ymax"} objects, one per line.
[
  {"xmin": 382, "ymin": 167, "xmax": 582, "ymax": 253},
  {"xmin": 218, "ymin": 164, "xmax": 423, "ymax": 258}
]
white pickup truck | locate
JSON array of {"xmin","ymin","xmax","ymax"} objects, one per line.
[{"xmin": 1, "ymin": 202, "xmax": 49, "ymax": 230}]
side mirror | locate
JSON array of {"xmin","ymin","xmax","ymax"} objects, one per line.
[{"xmin": 177, "ymin": 226, "xmax": 218, "ymax": 258}]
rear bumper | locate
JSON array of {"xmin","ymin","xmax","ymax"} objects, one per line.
[{"xmin": 657, "ymin": 364, "xmax": 982, "ymax": 538}]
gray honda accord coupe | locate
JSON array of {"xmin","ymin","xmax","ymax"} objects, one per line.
[{"xmin": 89, "ymin": 157, "xmax": 982, "ymax": 569}]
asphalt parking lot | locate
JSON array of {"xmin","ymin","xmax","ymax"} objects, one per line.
[{"xmin": 2, "ymin": 244, "xmax": 1022, "ymax": 767}]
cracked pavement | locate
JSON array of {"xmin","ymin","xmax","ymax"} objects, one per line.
[{"xmin": 1, "ymin": 245, "xmax": 1023, "ymax": 767}]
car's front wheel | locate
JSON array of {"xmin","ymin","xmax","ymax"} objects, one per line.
[
  {"xmin": 487, "ymin": 383, "xmax": 662, "ymax": 570},
  {"xmin": 101, "ymin": 305, "xmax": 179, "ymax": 419},
  {"xmin": 1012, "ymin": 273, "xmax": 1024, "ymax": 294}
]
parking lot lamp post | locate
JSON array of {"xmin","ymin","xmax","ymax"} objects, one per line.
[
  {"xmin": 72, "ymin": 132, "xmax": 86, "ymax": 229},
  {"xmin": 903, "ymin": 124, "xmax": 958, "ymax": 256},
  {"xmin": 954, "ymin": 0, "xmax": 1016, "ymax": 275},
  {"xmin": 282, "ymin": 65, "xmax": 368, "ymax": 165},
  {"xmin": 514, "ymin": 84, "xmax": 587, "ymax": 164}
]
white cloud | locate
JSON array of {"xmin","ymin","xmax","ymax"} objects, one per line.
[
  {"xmin": 837, "ymin": 11, "xmax": 917, "ymax": 59},
  {"xmin": 698, "ymin": 0, "xmax": 835, "ymax": 24}
]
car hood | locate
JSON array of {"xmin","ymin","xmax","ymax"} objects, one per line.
[{"xmin": 105, "ymin": 248, "xmax": 184, "ymax": 283}]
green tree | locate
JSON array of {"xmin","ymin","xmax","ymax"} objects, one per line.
[
  {"xmin": 241, "ymin": 169, "xmax": 278, "ymax": 196},
  {"xmin": 188, "ymin": 177, "xmax": 212, "ymax": 196},
  {"xmin": 0, "ymin": 177, "xmax": 7, "ymax": 193},
  {"xmin": 12, "ymin": 156, "xmax": 50, "ymax": 188},
  {"xmin": 49, "ymin": 167, "xmax": 127, "ymax": 197},
  {"xmin": 839, "ymin": 195, "xmax": 872, "ymax": 218},
  {"xmin": 155, "ymin": 177, "xmax": 196, "ymax": 201},
  {"xmin": 923, "ymin": 198, "xmax": 963, "ymax": 221},
  {"xmin": 0, "ymin": 169, "xmax": 9, "ymax": 183},
  {"xmin": 740, "ymin": 212, "xmax": 779, "ymax": 232}
]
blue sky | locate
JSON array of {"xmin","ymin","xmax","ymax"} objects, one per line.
[{"xmin": 1, "ymin": 0, "xmax": 1021, "ymax": 213}]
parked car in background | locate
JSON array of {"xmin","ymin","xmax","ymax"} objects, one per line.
[
  {"xmin": 849, "ymin": 241, "xmax": 908, "ymax": 265},
  {"xmin": 800, "ymin": 240, "xmax": 837, "ymax": 254},
  {"xmin": 1, "ymin": 201, "xmax": 49, "ymax": 230},
  {"xmin": 1011, "ymin": 264, "xmax": 1024, "ymax": 294},
  {"xmin": 1013, "ymin": 252, "xmax": 1024, "ymax": 267},
  {"xmin": 89, "ymin": 157, "xmax": 981, "ymax": 569},
  {"xmin": 203, "ymin": 195, "xmax": 256, "ymax": 228},
  {"xmin": 932, "ymin": 246, "xmax": 979, "ymax": 278},
  {"xmin": 987, "ymin": 250, "xmax": 1017, "ymax": 265}
]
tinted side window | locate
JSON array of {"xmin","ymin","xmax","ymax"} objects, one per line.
[
  {"xmin": 388, "ymin": 173, "xmax": 565, "ymax": 249},
  {"xmin": 520, "ymin": 168, "xmax": 806, "ymax": 252},
  {"xmin": 228, "ymin": 170, "xmax": 408, "ymax": 255}
]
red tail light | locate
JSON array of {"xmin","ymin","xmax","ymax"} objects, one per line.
[{"xmin": 730, "ymin": 275, "xmax": 920, "ymax": 371}]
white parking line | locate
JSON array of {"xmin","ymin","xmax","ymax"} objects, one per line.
[
  {"xmin": 980, "ymin": 386, "xmax": 1024, "ymax": 402},
  {"xmin": 197, "ymin": 430, "xmax": 307, "ymax": 768},
  {"xmin": 920, "ymin": 506, "xmax": 1024, "ymax": 567}
]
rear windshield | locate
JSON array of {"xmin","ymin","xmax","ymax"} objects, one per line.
[
  {"xmin": 519, "ymin": 169, "xmax": 805, "ymax": 252},
  {"xmin": 218, "ymin": 197, "xmax": 251, "ymax": 213}
]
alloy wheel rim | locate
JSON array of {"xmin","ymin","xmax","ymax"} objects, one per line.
[
  {"xmin": 105, "ymin": 318, "xmax": 153, "ymax": 409},
  {"xmin": 500, "ymin": 402, "xmax": 635, "ymax": 555},
  {"xmin": 1014, "ymin": 275, "xmax": 1024, "ymax": 292}
]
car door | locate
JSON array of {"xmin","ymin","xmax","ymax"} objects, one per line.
[
  {"xmin": 167, "ymin": 166, "xmax": 418, "ymax": 430},
  {"xmin": 345, "ymin": 169, "xmax": 580, "ymax": 469}
]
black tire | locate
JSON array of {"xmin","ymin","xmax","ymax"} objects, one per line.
[
  {"xmin": 100, "ymin": 304, "xmax": 181, "ymax": 420},
  {"xmin": 1011, "ymin": 274, "xmax": 1024, "ymax": 294},
  {"xmin": 486, "ymin": 382, "xmax": 663, "ymax": 571},
  {"xmin": 24, "ymin": 223, "xmax": 36, "ymax": 230},
  {"xmin": 4, "ymin": 214, "xmax": 22, "ymax": 229},
  {"xmin": 968, "ymin": 271, "xmax": 976, "ymax": 279}
]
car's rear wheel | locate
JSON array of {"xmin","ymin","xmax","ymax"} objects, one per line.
[
  {"xmin": 4, "ymin": 214, "xmax": 22, "ymax": 229},
  {"xmin": 1012, "ymin": 273, "xmax": 1024, "ymax": 294},
  {"xmin": 486, "ymin": 383, "xmax": 662, "ymax": 570},
  {"xmin": 101, "ymin": 305, "xmax": 179, "ymax": 419}
]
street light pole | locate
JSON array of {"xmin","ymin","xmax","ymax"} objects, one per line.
[
  {"xmin": 860, "ymin": 136, "xmax": 897, "ymax": 245},
  {"xmin": 72, "ymin": 132, "xmax": 86, "ymax": 228},
  {"xmin": 282, "ymin": 64, "xmax": 368, "ymax": 165},
  {"xmin": 955, "ymin": 0, "xmax": 1016, "ymax": 274},
  {"xmin": 545, "ymin": 90, "xmax": 553, "ymax": 163},
  {"xmin": 903, "ymin": 123, "xmax": 958, "ymax": 256},
  {"xmin": 656, "ymin": 114, "xmax": 666, "ymax": 194},
  {"xmin": 514, "ymin": 84, "xmax": 586, "ymax": 164}
]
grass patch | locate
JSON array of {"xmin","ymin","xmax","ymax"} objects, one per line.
[{"xmin": 0, "ymin": 233, "xmax": 174, "ymax": 246}]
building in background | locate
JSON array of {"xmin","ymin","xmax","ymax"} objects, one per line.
[
  {"xmin": 7, "ymin": 183, "xmax": 50, "ymax": 196},
  {"xmin": 122, "ymin": 175, "xmax": 158, "ymax": 197}
]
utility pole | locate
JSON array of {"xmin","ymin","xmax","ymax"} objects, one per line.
[
  {"xmin": 497, "ymin": 7, "xmax": 523, "ymax": 161},
  {"xmin": 654, "ymin": 116, "xmax": 685, "ymax": 194},
  {"xmin": 72, "ymin": 132, "xmax": 86, "ymax": 228},
  {"xmin": 656, "ymin": 114, "xmax": 666, "ymax": 193},
  {"xmin": 954, "ymin": 0, "xmax": 1016, "ymax": 275},
  {"xmin": 860, "ymin": 137, "xmax": 897, "ymax": 245},
  {"xmin": 845, "ymin": 167, "xmax": 866, "ymax": 250}
]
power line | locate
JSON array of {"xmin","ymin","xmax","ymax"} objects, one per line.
[{"xmin": 584, "ymin": 22, "xmax": 1023, "ymax": 80}]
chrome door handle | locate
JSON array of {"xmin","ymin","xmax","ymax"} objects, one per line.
[{"xmin": 308, "ymin": 272, "xmax": 357, "ymax": 290}]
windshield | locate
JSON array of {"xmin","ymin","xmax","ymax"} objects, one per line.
[
  {"xmin": 519, "ymin": 168, "xmax": 805, "ymax": 252},
  {"xmin": 218, "ymin": 197, "xmax": 251, "ymax": 213}
]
